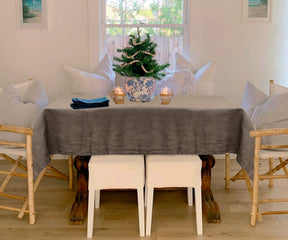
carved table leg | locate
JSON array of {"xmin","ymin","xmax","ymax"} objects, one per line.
[
  {"xmin": 69, "ymin": 156, "xmax": 90, "ymax": 225},
  {"xmin": 199, "ymin": 155, "xmax": 221, "ymax": 223}
]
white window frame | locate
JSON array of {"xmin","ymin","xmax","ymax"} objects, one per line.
[{"xmin": 98, "ymin": 0, "xmax": 190, "ymax": 63}]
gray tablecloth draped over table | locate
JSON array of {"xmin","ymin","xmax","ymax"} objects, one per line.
[{"xmin": 32, "ymin": 95, "xmax": 255, "ymax": 179}]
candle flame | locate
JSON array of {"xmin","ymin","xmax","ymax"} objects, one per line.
[
  {"xmin": 114, "ymin": 86, "xmax": 124, "ymax": 94},
  {"xmin": 161, "ymin": 87, "xmax": 170, "ymax": 95}
]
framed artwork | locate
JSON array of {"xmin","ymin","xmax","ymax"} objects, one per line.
[
  {"xmin": 16, "ymin": 0, "xmax": 48, "ymax": 30},
  {"xmin": 243, "ymin": 0, "xmax": 272, "ymax": 23}
]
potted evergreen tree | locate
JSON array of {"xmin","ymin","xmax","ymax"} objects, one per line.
[{"xmin": 113, "ymin": 30, "xmax": 169, "ymax": 102}]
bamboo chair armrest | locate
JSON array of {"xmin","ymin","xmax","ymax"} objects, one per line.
[
  {"xmin": 0, "ymin": 125, "xmax": 33, "ymax": 136},
  {"xmin": 250, "ymin": 128, "xmax": 288, "ymax": 138}
]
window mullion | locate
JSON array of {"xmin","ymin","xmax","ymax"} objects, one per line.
[
  {"xmin": 99, "ymin": 0, "xmax": 106, "ymax": 60},
  {"xmin": 183, "ymin": 0, "xmax": 189, "ymax": 59},
  {"xmin": 183, "ymin": 0, "xmax": 189, "ymax": 25}
]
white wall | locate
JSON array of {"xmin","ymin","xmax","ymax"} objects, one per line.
[
  {"xmin": 189, "ymin": 0, "xmax": 288, "ymax": 104},
  {"xmin": 0, "ymin": 0, "xmax": 89, "ymax": 100},
  {"xmin": 0, "ymin": 0, "xmax": 288, "ymax": 104}
]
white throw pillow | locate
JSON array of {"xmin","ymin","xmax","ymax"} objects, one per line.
[
  {"xmin": 175, "ymin": 53, "xmax": 196, "ymax": 73},
  {"xmin": 154, "ymin": 53, "xmax": 197, "ymax": 96},
  {"xmin": 250, "ymin": 93, "xmax": 288, "ymax": 145},
  {"xmin": 14, "ymin": 80, "xmax": 49, "ymax": 108},
  {"xmin": 65, "ymin": 65, "xmax": 114, "ymax": 96},
  {"xmin": 0, "ymin": 84, "xmax": 21, "ymax": 103},
  {"xmin": 95, "ymin": 54, "xmax": 115, "ymax": 81},
  {"xmin": 193, "ymin": 61, "xmax": 216, "ymax": 96},
  {"xmin": 0, "ymin": 85, "xmax": 41, "ymax": 143},
  {"xmin": 155, "ymin": 71, "xmax": 197, "ymax": 96},
  {"xmin": 241, "ymin": 81, "xmax": 269, "ymax": 117},
  {"xmin": 155, "ymin": 72, "xmax": 183, "ymax": 95},
  {"xmin": 157, "ymin": 59, "xmax": 216, "ymax": 96},
  {"xmin": 12, "ymin": 81, "xmax": 31, "ymax": 100}
]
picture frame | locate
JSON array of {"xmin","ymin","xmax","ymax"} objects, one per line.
[
  {"xmin": 16, "ymin": 0, "xmax": 48, "ymax": 30},
  {"xmin": 243, "ymin": 0, "xmax": 272, "ymax": 23}
]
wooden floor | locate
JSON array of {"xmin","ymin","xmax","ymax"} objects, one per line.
[{"xmin": 0, "ymin": 157, "xmax": 287, "ymax": 240}]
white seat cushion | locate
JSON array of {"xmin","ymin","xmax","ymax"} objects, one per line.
[
  {"xmin": 260, "ymin": 149, "xmax": 288, "ymax": 159},
  {"xmin": 89, "ymin": 155, "xmax": 144, "ymax": 190},
  {"xmin": 146, "ymin": 155, "xmax": 202, "ymax": 188},
  {"xmin": 0, "ymin": 145, "xmax": 26, "ymax": 157}
]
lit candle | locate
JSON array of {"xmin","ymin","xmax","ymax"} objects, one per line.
[
  {"xmin": 116, "ymin": 86, "xmax": 124, "ymax": 94},
  {"xmin": 112, "ymin": 86, "xmax": 125, "ymax": 104},
  {"xmin": 113, "ymin": 86, "xmax": 123, "ymax": 94},
  {"xmin": 161, "ymin": 87, "xmax": 170, "ymax": 95},
  {"xmin": 160, "ymin": 86, "xmax": 173, "ymax": 105}
]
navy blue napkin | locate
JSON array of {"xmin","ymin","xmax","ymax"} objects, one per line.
[{"xmin": 71, "ymin": 97, "xmax": 109, "ymax": 109}]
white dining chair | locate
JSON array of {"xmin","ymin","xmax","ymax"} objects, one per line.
[
  {"xmin": 145, "ymin": 154, "xmax": 203, "ymax": 236},
  {"xmin": 87, "ymin": 155, "xmax": 145, "ymax": 238}
]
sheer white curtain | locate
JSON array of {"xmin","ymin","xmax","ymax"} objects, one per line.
[{"xmin": 100, "ymin": 0, "xmax": 189, "ymax": 70}]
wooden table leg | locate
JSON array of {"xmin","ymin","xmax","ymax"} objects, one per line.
[
  {"xmin": 199, "ymin": 155, "xmax": 221, "ymax": 223},
  {"xmin": 69, "ymin": 156, "xmax": 90, "ymax": 225}
]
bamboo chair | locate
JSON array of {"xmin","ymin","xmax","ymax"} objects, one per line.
[
  {"xmin": 0, "ymin": 124, "xmax": 46, "ymax": 224},
  {"xmin": 0, "ymin": 124, "xmax": 74, "ymax": 224},
  {"xmin": 0, "ymin": 145, "xmax": 74, "ymax": 190},
  {"xmin": 250, "ymin": 128, "xmax": 288, "ymax": 226},
  {"xmin": 225, "ymin": 80, "xmax": 288, "ymax": 189},
  {"xmin": 48, "ymin": 155, "xmax": 74, "ymax": 190},
  {"xmin": 15, "ymin": 78, "xmax": 74, "ymax": 189},
  {"xmin": 224, "ymin": 153, "xmax": 251, "ymax": 190}
]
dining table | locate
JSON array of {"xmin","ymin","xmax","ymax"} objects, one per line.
[{"xmin": 32, "ymin": 94, "xmax": 255, "ymax": 224}]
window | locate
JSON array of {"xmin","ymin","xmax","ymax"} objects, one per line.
[{"xmin": 100, "ymin": 0, "xmax": 189, "ymax": 70}]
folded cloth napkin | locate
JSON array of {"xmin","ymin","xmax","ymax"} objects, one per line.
[{"xmin": 71, "ymin": 97, "xmax": 109, "ymax": 109}]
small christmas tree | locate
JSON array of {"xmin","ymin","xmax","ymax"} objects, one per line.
[{"xmin": 113, "ymin": 29, "xmax": 169, "ymax": 80}]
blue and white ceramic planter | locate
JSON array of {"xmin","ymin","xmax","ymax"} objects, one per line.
[{"xmin": 125, "ymin": 77, "xmax": 157, "ymax": 102}]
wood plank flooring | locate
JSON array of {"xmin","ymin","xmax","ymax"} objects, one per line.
[{"xmin": 0, "ymin": 157, "xmax": 287, "ymax": 240}]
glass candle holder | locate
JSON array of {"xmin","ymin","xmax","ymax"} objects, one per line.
[
  {"xmin": 110, "ymin": 87, "xmax": 125, "ymax": 104},
  {"xmin": 160, "ymin": 87, "xmax": 173, "ymax": 105}
]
